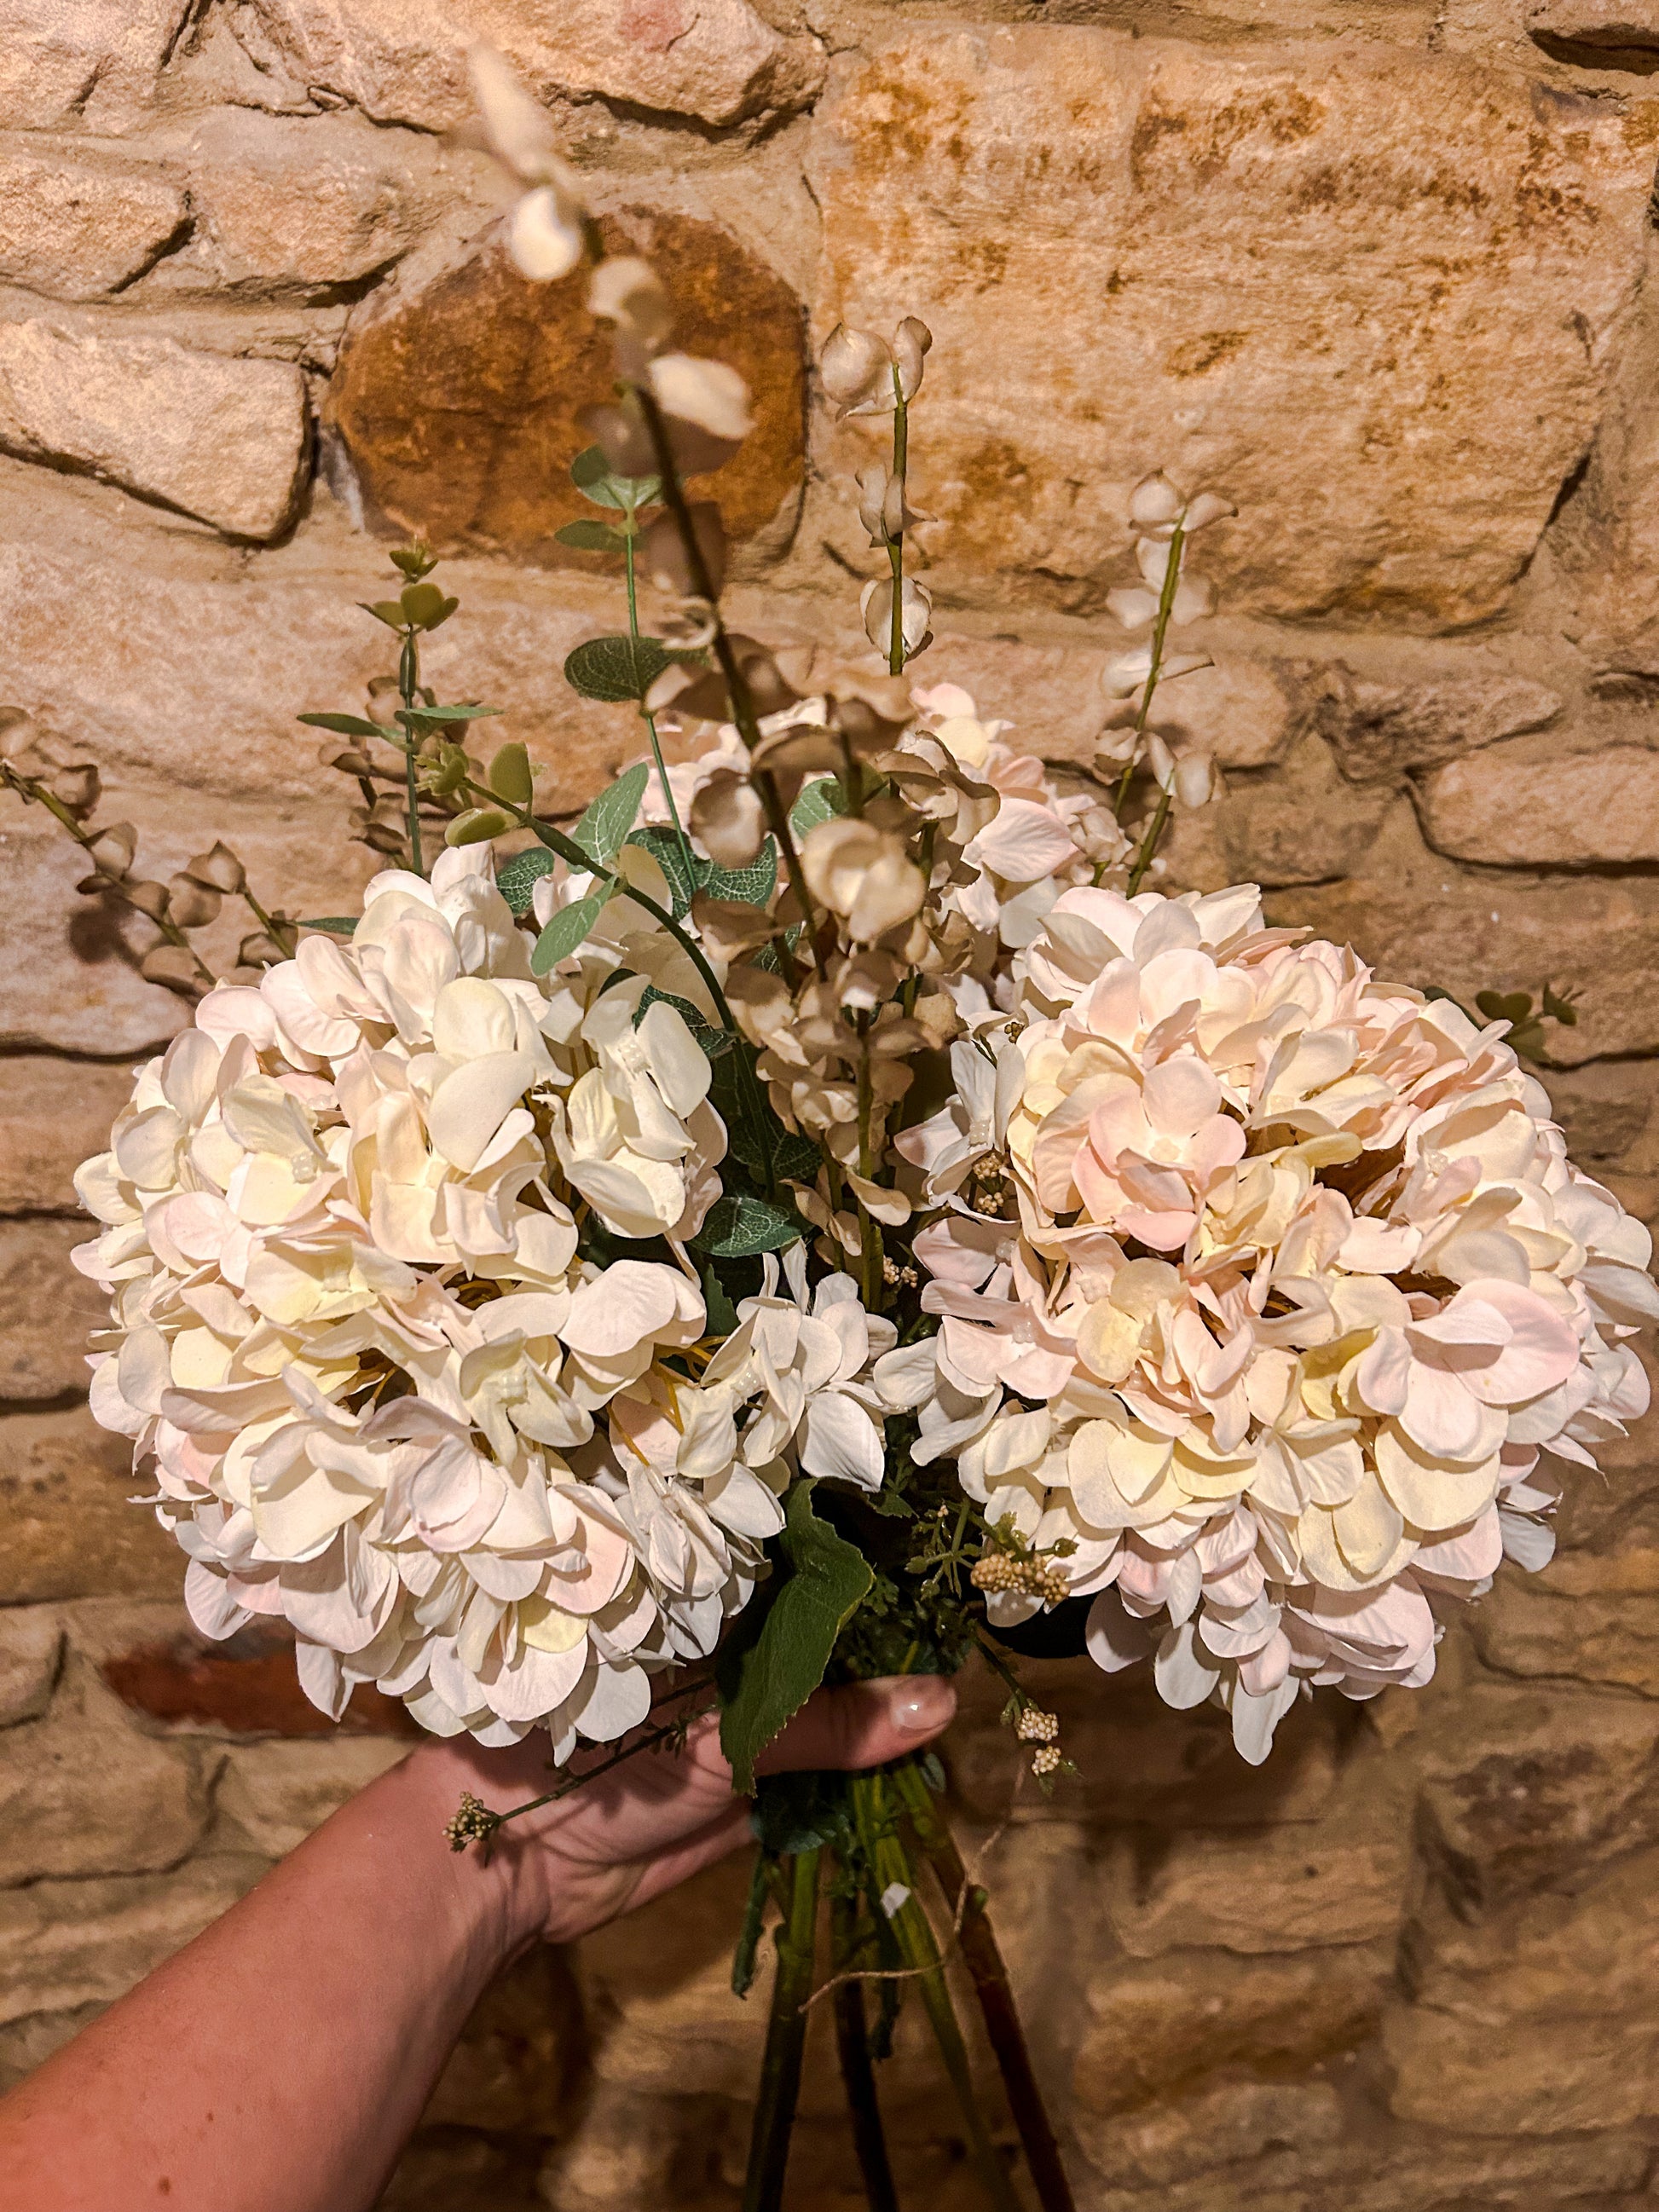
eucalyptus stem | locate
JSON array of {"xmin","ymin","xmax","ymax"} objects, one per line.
[
  {"xmin": 855, "ymin": 1011, "xmax": 884, "ymax": 1313},
  {"xmin": 852, "ymin": 1776, "xmax": 1020, "ymax": 2212},
  {"xmin": 1125, "ymin": 784, "xmax": 1172, "ymax": 897},
  {"xmin": 624, "ymin": 517, "xmax": 697, "ymax": 887},
  {"xmin": 397, "ymin": 631, "xmax": 425, "ymax": 877},
  {"xmin": 1112, "ymin": 516, "xmax": 1186, "ymax": 826},
  {"xmin": 629, "ymin": 381, "xmax": 829, "ymax": 976},
  {"xmin": 887, "ymin": 367, "xmax": 910, "ymax": 679},
  {"xmin": 891, "ymin": 1762, "xmax": 1078, "ymax": 2212},
  {"xmin": 743, "ymin": 1848, "xmax": 823, "ymax": 2212},
  {"xmin": 831, "ymin": 1893, "xmax": 899, "ymax": 2212}
]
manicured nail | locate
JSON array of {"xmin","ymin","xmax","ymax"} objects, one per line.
[{"xmin": 888, "ymin": 1678, "xmax": 955, "ymax": 1733}]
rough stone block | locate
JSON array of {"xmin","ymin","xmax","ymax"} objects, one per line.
[
  {"xmin": 328, "ymin": 211, "xmax": 805, "ymax": 566},
  {"xmin": 0, "ymin": 1610, "xmax": 61, "ymax": 1730},
  {"xmin": 0, "ymin": 151, "xmax": 186, "ymax": 302},
  {"xmin": 0, "ymin": 1406, "xmax": 182, "ymax": 1604},
  {"xmin": 99, "ymin": 1617, "xmax": 419, "ymax": 1740},
  {"xmin": 0, "ymin": 1217, "xmax": 106, "ymax": 1401},
  {"xmin": 0, "ymin": 1056, "xmax": 140, "ymax": 1215},
  {"xmin": 1312, "ymin": 667, "xmax": 1564, "ymax": 783},
  {"xmin": 0, "ymin": 323, "xmax": 309, "ymax": 541},
  {"xmin": 188, "ymin": 107, "xmax": 442, "ymax": 295},
  {"xmin": 809, "ymin": 32, "xmax": 1654, "ymax": 628},
  {"xmin": 1078, "ymin": 2078, "xmax": 1344, "ymax": 2189},
  {"xmin": 1417, "ymin": 742, "xmax": 1659, "ymax": 865},
  {"xmin": 1467, "ymin": 1498, "xmax": 1659, "ymax": 1698},
  {"xmin": 1530, "ymin": 0, "xmax": 1659, "ymax": 51},
  {"xmin": 212, "ymin": 1736, "xmax": 408, "ymax": 1857},
  {"xmin": 0, "ymin": 1, "xmax": 191, "ymax": 132}
]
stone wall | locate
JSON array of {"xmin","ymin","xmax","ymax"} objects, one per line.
[{"xmin": 3, "ymin": 2, "xmax": 1659, "ymax": 2205}]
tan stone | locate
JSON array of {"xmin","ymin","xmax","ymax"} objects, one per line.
[
  {"xmin": 1209, "ymin": 733, "xmax": 1392, "ymax": 890},
  {"xmin": 0, "ymin": 1218, "xmax": 106, "ymax": 1401},
  {"xmin": 0, "ymin": 1610, "xmax": 61, "ymax": 1730},
  {"xmin": 0, "ymin": 1660, "xmax": 213, "ymax": 1886},
  {"xmin": 809, "ymin": 32, "xmax": 1654, "ymax": 629},
  {"xmin": 1417, "ymin": 742, "xmax": 1659, "ymax": 866},
  {"xmin": 0, "ymin": 323, "xmax": 309, "ymax": 542},
  {"xmin": 1542, "ymin": 1059, "xmax": 1659, "ymax": 1180},
  {"xmin": 1386, "ymin": 1845, "xmax": 1659, "ymax": 2133},
  {"xmin": 0, "ymin": 1855, "xmax": 263, "ymax": 2027},
  {"xmin": 1079, "ymin": 2079, "xmax": 1344, "ymax": 2189},
  {"xmin": 234, "ymin": 0, "xmax": 824, "ymax": 130},
  {"xmin": 328, "ymin": 211, "xmax": 805, "ymax": 565},
  {"xmin": 1312, "ymin": 666, "xmax": 1564, "ymax": 783},
  {"xmin": 0, "ymin": 1, "xmax": 191, "ymax": 132},
  {"xmin": 1529, "ymin": 0, "xmax": 1659, "ymax": 49},
  {"xmin": 0, "ymin": 150, "xmax": 185, "ymax": 302},
  {"xmin": 0, "ymin": 1056, "xmax": 139, "ymax": 1215},
  {"xmin": 0, "ymin": 1406, "xmax": 182, "ymax": 1604},
  {"xmin": 188, "ymin": 107, "xmax": 441, "ymax": 295},
  {"xmin": 1467, "ymin": 1496, "xmax": 1659, "ymax": 1697},
  {"xmin": 212, "ymin": 1736, "xmax": 408, "ymax": 1857},
  {"xmin": 1075, "ymin": 1943, "xmax": 1389, "ymax": 2117}
]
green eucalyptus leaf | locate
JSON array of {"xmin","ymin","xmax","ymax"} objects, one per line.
[
  {"xmin": 626, "ymin": 825, "xmax": 708, "ymax": 918},
  {"xmin": 298, "ymin": 916, "xmax": 357, "ymax": 937},
  {"xmin": 496, "ymin": 846, "xmax": 558, "ymax": 918},
  {"xmin": 361, "ymin": 598, "xmax": 408, "ymax": 630},
  {"xmin": 710, "ymin": 1052, "xmax": 819, "ymax": 1186},
  {"xmin": 717, "ymin": 1482, "xmax": 874, "ymax": 1795},
  {"xmin": 706, "ymin": 841, "xmax": 778, "ymax": 910},
  {"xmin": 394, "ymin": 703, "xmax": 502, "ymax": 725},
  {"xmin": 571, "ymin": 762, "xmax": 650, "ymax": 869},
  {"xmin": 636, "ymin": 982, "xmax": 732, "ymax": 1059},
  {"xmin": 1476, "ymin": 989, "xmax": 1535, "ymax": 1028},
  {"xmin": 488, "ymin": 741, "xmax": 535, "ymax": 808},
  {"xmin": 530, "ymin": 887, "xmax": 612, "ymax": 976},
  {"xmin": 790, "ymin": 777, "xmax": 848, "ymax": 839},
  {"xmin": 400, "ymin": 580, "xmax": 459, "ymax": 630},
  {"xmin": 555, "ymin": 518, "xmax": 627, "ymax": 553},
  {"xmin": 690, "ymin": 1191, "xmax": 804, "ymax": 1259},
  {"xmin": 564, "ymin": 634, "xmax": 677, "ymax": 706},
  {"xmin": 445, "ymin": 806, "xmax": 510, "ymax": 846},
  {"xmin": 571, "ymin": 444, "xmax": 661, "ymax": 512},
  {"xmin": 298, "ymin": 711, "xmax": 386, "ymax": 739}
]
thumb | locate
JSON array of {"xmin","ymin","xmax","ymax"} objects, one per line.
[{"xmin": 755, "ymin": 1675, "xmax": 957, "ymax": 1779}]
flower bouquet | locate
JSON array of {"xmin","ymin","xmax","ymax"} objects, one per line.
[{"xmin": 13, "ymin": 45, "xmax": 1656, "ymax": 2212}]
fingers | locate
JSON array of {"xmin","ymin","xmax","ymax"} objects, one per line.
[{"xmin": 755, "ymin": 1675, "xmax": 957, "ymax": 1778}]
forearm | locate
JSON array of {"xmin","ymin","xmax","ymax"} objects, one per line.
[{"xmin": 0, "ymin": 1742, "xmax": 529, "ymax": 2212}]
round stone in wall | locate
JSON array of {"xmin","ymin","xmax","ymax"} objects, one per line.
[{"xmin": 326, "ymin": 208, "xmax": 805, "ymax": 563}]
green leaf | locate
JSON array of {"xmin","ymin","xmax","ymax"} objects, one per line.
[
  {"xmin": 626, "ymin": 826, "xmax": 706, "ymax": 918},
  {"xmin": 706, "ymin": 841, "xmax": 778, "ymax": 910},
  {"xmin": 564, "ymin": 634, "xmax": 680, "ymax": 706},
  {"xmin": 298, "ymin": 916, "xmax": 357, "ymax": 937},
  {"xmin": 1542, "ymin": 982, "xmax": 1581, "ymax": 1027},
  {"xmin": 571, "ymin": 762, "xmax": 650, "ymax": 870},
  {"xmin": 636, "ymin": 982, "xmax": 731, "ymax": 1060},
  {"xmin": 731, "ymin": 1850, "xmax": 769, "ymax": 1999},
  {"xmin": 718, "ymin": 1483, "xmax": 875, "ymax": 1794},
  {"xmin": 690, "ymin": 1190, "xmax": 804, "ymax": 1259},
  {"xmin": 530, "ymin": 887, "xmax": 612, "ymax": 975},
  {"xmin": 710, "ymin": 1051, "xmax": 819, "ymax": 1185},
  {"xmin": 790, "ymin": 777, "xmax": 848, "ymax": 838},
  {"xmin": 400, "ymin": 580, "xmax": 459, "ymax": 630},
  {"xmin": 701, "ymin": 1262, "xmax": 739, "ymax": 1341},
  {"xmin": 361, "ymin": 598, "xmax": 408, "ymax": 630},
  {"xmin": 750, "ymin": 1771, "xmax": 848, "ymax": 1857},
  {"xmin": 555, "ymin": 518, "xmax": 627, "ymax": 553},
  {"xmin": 445, "ymin": 806, "xmax": 510, "ymax": 846},
  {"xmin": 394, "ymin": 702, "xmax": 502, "ymax": 725},
  {"xmin": 1476, "ymin": 989, "xmax": 1535, "ymax": 1028},
  {"xmin": 496, "ymin": 846, "xmax": 558, "ymax": 918},
  {"xmin": 488, "ymin": 741, "xmax": 534, "ymax": 807},
  {"xmin": 298, "ymin": 711, "xmax": 386, "ymax": 739},
  {"xmin": 571, "ymin": 445, "xmax": 661, "ymax": 512}
]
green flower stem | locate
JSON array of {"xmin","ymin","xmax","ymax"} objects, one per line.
[
  {"xmin": 623, "ymin": 518, "xmax": 697, "ymax": 887},
  {"xmin": 851, "ymin": 1776, "xmax": 1020, "ymax": 2212},
  {"xmin": 240, "ymin": 883, "xmax": 295, "ymax": 957},
  {"xmin": 887, "ymin": 368, "xmax": 910, "ymax": 678},
  {"xmin": 1125, "ymin": 783, "xmax": 1172, "ymax": 898},
  {"xmin": 743, "ymin": 1847, "xmax": 823, "ymax": 2212},
  {"xmin": 397, "ymin": 630, "xmax": 425, "ymax": 878},
  {"xmin": 1112, "ymin": 517, "xmax": 1186, "ymax": 827},
  {"xmin": 0, "ymin": 764, "xmax": 217, "ymax": 987},
  {"xmin": 630, "ymin": 380, "xmax": 828, "ymax": 978},
  {"xmin": 855, "ymin": 1011, "xmax": 884, "ymax": 1313},
  {"xmin": 891, "ymin": 1762, "xmax": 1078, "ymax": 2212},
  {"xmin": 830, "ymin": 1892, "xmax": 899, "ymax": 2212}
]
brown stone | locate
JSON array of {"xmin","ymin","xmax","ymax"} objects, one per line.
[
  {"xmin": 0, "ymin": 1855, "xmax": 264, "ymax": 2027},
  {"xmin": 0, "ymin": 1657, "xmax": 213, "ymax": 1885},
  {"xmin": 0, "ymin": 0, "xmax": 191, "ymax": 132},
  {"xmin": 809, "ymin": 32, "xmax": 1654, "ymax": 628},
  {"xmin": 1312, "ymin": 667, "xmax": 1564, "ymax": 783},
  {"xmin": 0, "ymin": 1056, "xmax": 141, "ymax": 1215},
  {"xmin": 1078, "ymin": 2079, "xmax": 1344, "ymax": 2189},
  {"xmin": 212, "ymin": 1735, "xmax": 408, "ymax": 1857},
  {"xmin": 0, "ymin": 1406, "xmax": 182, "ymax": 1604},
  {"xmin": 0, "ymin": 150, "xmax": 186, "ymax": 302},
  {"xmin": 0, "ymin": 1609, "xmax": 61, "ymax": 1730},
  {"xmin": 1467, "ymin": 1500, "xmax": 1659, "ymax": 1698},
  {"xmin": 101, "ymin": 1621, "xmax": 420, "ymax": 1740},
  {"xmin": 1529, "ymin": 0, "xmax": 1659, "ymax": 51},
  {"xmin": 1386, "ymin": 1845, "xmax": 1659, "ymax": 2134},
  {"xmin": 1210, "ymin": 734, "xmax": 1392, "ymax": 889},
  {"xmin": 0, "ymin": 1218, "xmax": 106, "ymax": 1401},
  {"xmin": 1417, "ymin": 742, "xmax": 1659, "ymax": 866},
  {"xmin": 327, "ymin": 212, "xmax": 806, "ymax": 567}
]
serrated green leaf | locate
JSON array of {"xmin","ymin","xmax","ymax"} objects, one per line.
[
  {"xmin": 701, "ymin": 1262, "xmax": 739, "ymax": 1341},
  {"xmin": 710, "ymin": 1052, "xmax": 819, "ymax": 1186},
  {"xmin": 691, "ymin": 1191, "xmax": 804, "ymax": 1259},
  {"xmin": 530, "ymin": 887, "xmax": 612, "ymax": 975},
  {"xmin": 298, "ymin": 916, "xmax": 357, "ymax": 937},
  {"xmin": 790, "ymin": 777, "xmax": 847, "ymax": 838},
  {"xmin": 626, "ymin": 825, "xmax": 707, "ymax": 918},
  {"xmin": 298, "ymin": 711, "xmax": 386, "ymax": 739},
  {"xmin": 636, "ymin": 983, "xmax": 732, "ymax": 1060},
  {"xmin": 571, "ymin": 763, "xmax": 650, "ymax": 869},
  {"xmin": 718, "ymin": 1483, "xmax": 874, "ymax": 1795},
  {"xmin": 496, "ymin": 846, "xmax": 558, "ymax": 918},
  {"xmin": 555, "ymin": 518, "xmax": 627, "ymax": 552},
  {"xmin": 706, "ymin": 840, "xmax": 778, "ymax": 910},
  {"xmin": 572, "ymin": 445, "xmax": 661, "ymax": 511},
  {"xmin": 564, "ymin": 634, "xmax": 677, "ymax": 705}
]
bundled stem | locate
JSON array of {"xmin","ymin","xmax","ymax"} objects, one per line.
[
  {"xmin": 396, "ymin": 632, "xmax": 425, "ymax": 878},
  {"xmin": 830, "ymin": 1894, "xmax": 899, "ymax": 2212},
  {"xmin": 744, "ymin": 1848, "xmax": 823, "ymax": 2212}
]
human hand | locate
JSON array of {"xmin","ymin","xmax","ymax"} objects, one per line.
[{"xmin": 406, "ymin": 1675, "xmax": 957, "ymax": 1950}]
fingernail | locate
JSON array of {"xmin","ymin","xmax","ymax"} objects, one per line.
[{"xmin": 889, "ymin": 1678, "xmax": 955, "ymax": 1733}]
